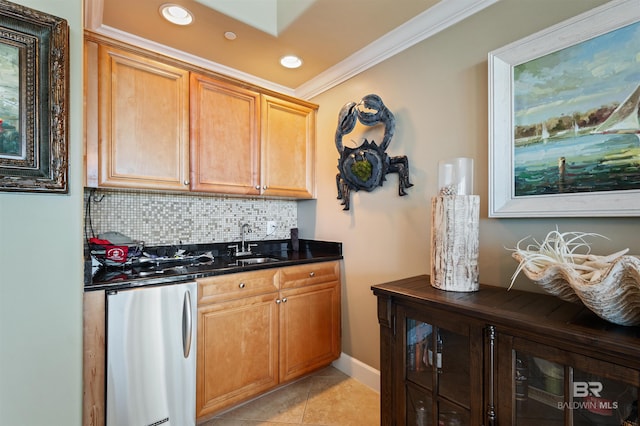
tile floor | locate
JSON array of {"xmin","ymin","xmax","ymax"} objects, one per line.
[{"xmin": 200, "ymin": 366, "xmax": 380, "ymax": 426}]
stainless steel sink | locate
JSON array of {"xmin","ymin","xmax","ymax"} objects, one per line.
[{"xmin": 237, "ymin": 257, "xmax": 280, "ymax": 265}]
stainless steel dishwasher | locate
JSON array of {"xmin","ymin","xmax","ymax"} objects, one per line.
[{"xmin": 106, "ymin": 281, "xmax": 197, "ymax": 426}]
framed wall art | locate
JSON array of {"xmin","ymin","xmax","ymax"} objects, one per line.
[
  {"xmin": 0, "ymin": 1, "xmax": 69, "ymax": 193},
  {"xmin": 488, "ymin": 0, "xmax": 640, "ymax": 217}
]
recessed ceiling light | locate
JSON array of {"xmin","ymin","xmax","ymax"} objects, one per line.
[
  {"xmin": 280, "ymin": 55, "xmax": 302, "ymax": 69},
  {"xmin": 224, "ymin": 31, "xmax": 237, "ymax": 41},
  {"xmin": 160, "ymin": 4, "xmax": 194, "ymax": 26}
]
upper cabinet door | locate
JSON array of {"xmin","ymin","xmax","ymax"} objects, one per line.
[
  {"xmin": 94, "ymin": 44, "xmax": 190, "ymax": 190},
  {"xmin": 190, "ymin": 73, "xmax": 261, "ymax": 195},
  {"xmin": 260, "ymin": 95, "xmax": 316, "ymax": 198}
]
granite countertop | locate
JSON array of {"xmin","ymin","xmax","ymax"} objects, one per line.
[{"xmin": 85, "ymin": 239, "xmax": 342, "ymax": 291}]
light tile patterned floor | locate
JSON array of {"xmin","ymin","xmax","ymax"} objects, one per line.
[{"xmin": 200, "ymin": 367, "xmax": 380, "ymax": 426}]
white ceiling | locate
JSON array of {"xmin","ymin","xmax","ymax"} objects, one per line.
[
  {"xmin": 85, "ymin": 0, "xmax": 499, "ymax": 98},
  {"xmin": 193, "ymin": 0, "xmax": 318, "ymax": 36}
]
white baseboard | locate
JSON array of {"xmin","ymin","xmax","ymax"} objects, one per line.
[{"xmin": 332, "ymin": 353, "xmax": 380, "ymax": 393}]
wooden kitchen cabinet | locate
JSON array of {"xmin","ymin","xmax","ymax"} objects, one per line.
[
  {"xmin": 278, "ymin": 261, "xmax": 341, "ymax": 382},
  {"xmin": 83, "ymin": 290, "xmax": 106, "ymax": 426},
  {"xmin": 372, "ymin": 276, "xmax": 640, "ymax": 426},
  {"xmin": 196, "ymin": 261, "xmax": 341, "ymax": 421},
  {"xmin": 85, "ymin": 39, "xmax": 190, "ymax": 190},
  {"xmin": 82, "ymin": 260, "xmax": 341, "ymax": 424},
  {"xmin": 85, "ymin": 33, "xmax": 317, "ymax": 198},
  {"xmin": 190, "ymin": 77, "xmax": 316, "ymax": 198}
]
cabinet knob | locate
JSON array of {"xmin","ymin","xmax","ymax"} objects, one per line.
[
  {"xmin": 263, "ymin": 185, "xmax": 268, "ymax": 190},
  {"xmin": 309, "ymin": 271, "xmax": 315, "ymax": 277},
  {"xmin": 275, "ymin": 299, "xmax": 281, "ymax": 304},
  {"xmin": 184, "ymin": 180, "xmax": 189, "ymax": 185},
  {"xmin": 282, "ymin": 297, "xmax": 287, "ymax": 303},
  {"xmin": 239, "ymin": 282, "xmax": 245, "ymax": 289},
  {"xmin": 255, "ymin": 185, "xmax": 261, "ymax": 190}
]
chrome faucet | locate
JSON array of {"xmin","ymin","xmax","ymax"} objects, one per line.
[
  {"xmin": 235, "ymin": 223, "xmax": 256, "ymax": 256},
  {"xmin": 241, "ymin": 223, "xmax": 250, "ymax": 252}
]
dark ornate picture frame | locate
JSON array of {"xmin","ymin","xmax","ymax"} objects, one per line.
[{"xmin": 0, "ymin": 1, "xmax": 69, "ymax": 193}]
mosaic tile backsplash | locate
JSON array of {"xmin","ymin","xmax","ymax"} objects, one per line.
[{"xmin": 84, "ymin": 189, "xmax": 298, "ymax": 246}]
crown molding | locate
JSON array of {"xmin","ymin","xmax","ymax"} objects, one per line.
[
  {"xmin": 295, "ymin": 0, "xmax": 500, "ymax": 99},
  {"xmin": 92, "ymin": 25, "xmax": 296, "ymax": 96},
  {"xmin": 87, "ymin": 0, "xmax": 499, "ymax": 100}
]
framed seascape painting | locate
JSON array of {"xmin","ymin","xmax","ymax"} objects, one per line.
[
  {"xmin": 0, "ymin": 1, "xmax": 68, "ymax": 193},
  {"xmin": 489, "ymin": 0, "xmax": 640, "ymax": 217}
]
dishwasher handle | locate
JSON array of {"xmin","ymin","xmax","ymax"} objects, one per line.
[{"xmin": 182, "ymin": 289, "xmax": 193, "ymax": 358}]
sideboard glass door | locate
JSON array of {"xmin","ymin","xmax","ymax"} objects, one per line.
[
  {"xmin": 571, "ymin": 369, "xmax": 637, "ymax": 425},
  {"xmin": 514, "ymin": 352, "xmax": 566, "ymax": 425},
  {"xmin": 503, "ymin": 338, "xmax": 640, "ymax": 426},
  {"xmin": 404, "ymin": 315, "xmax": 472, "ymax": 425}
]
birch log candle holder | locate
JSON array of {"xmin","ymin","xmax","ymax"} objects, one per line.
[{"xmin": 430, "ymin": 158, "xmax": 480, "ymax": 292}]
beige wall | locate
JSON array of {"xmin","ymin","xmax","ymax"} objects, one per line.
[
  {"xmin": 0, "ymin": 0, "xmax": 84, "ymax": 424},
  {"xmin": 1, "ymin": 1, "xmax": 636, "ymax": 423},
  {"xmin": 298, "ymin": 0, "xmax": 639, "ymax": 370}
]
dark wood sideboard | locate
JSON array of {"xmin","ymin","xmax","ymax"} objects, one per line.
[{"xmin": 372, "ymin": 275, "xmax": 640, "ymax": 426}]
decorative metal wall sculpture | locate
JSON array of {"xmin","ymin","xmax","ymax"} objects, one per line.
[{"xmin": 335, "ymin": 94, "xmax": 412, "ymax": 210}]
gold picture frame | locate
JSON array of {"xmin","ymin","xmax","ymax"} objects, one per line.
[{"xmin": 0, "ymin": 1, "xmax": 68, "ymax": 193}]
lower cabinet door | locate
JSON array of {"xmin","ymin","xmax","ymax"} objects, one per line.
[
  {"xmin": 497, "ymin": 334, "xmax": 640, "ymax": 426},
  {"xmin": 399, "ymin": 306, "xmax": 484, "ymax": 426},
  {"xmin": 278, "ymin": 281, "xmax": 341, "ymax": 382},
  {"xmin": 196, "ymin": 293, "xmax": 279, "ymax": 419}
]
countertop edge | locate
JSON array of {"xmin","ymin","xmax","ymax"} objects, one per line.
[{"xmin": 86, "ymin": 254, "xmax": 343, "ymax": 292}]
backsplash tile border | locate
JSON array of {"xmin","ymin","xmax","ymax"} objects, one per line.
[{"xmin": 84, "ymin": 189, "xmax": 297, "ymax": 246}]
